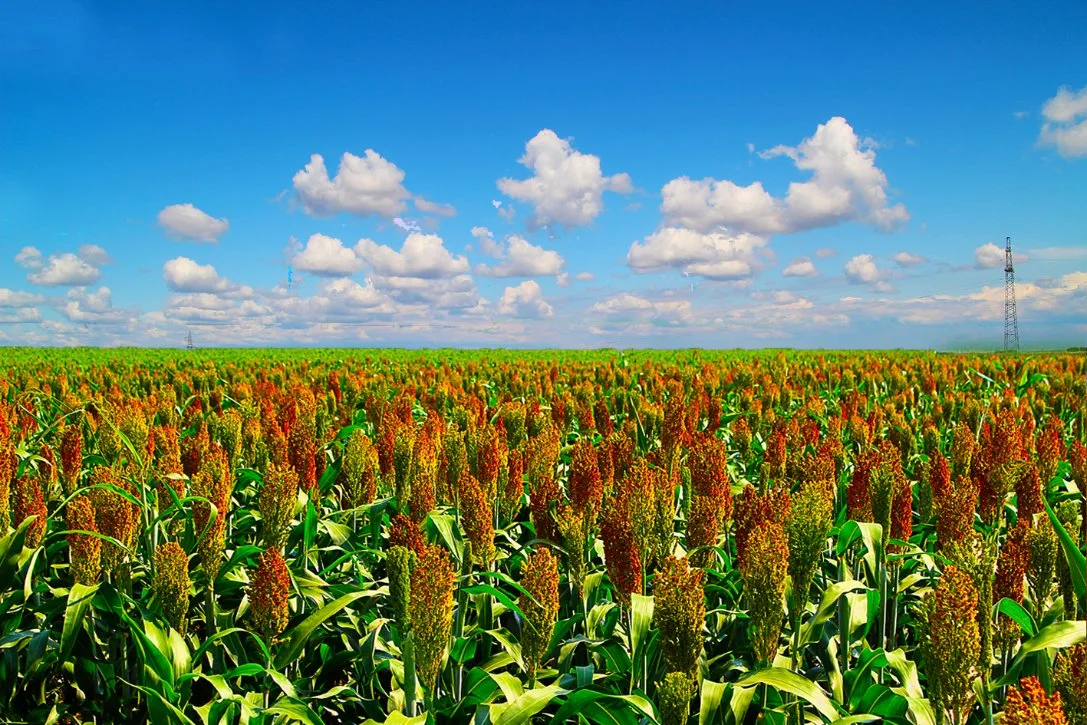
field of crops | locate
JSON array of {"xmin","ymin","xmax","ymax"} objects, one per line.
[{"xmin": 0, "ymin": 348, "xmax": 1084, "ymax": 725}]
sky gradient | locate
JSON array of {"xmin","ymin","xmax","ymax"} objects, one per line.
[{"xmin": 2, "ymin": 0, "xmax": 1086, "ymax": 349}]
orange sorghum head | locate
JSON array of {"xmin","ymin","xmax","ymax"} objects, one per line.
[
  {"xmin": 12, "ymin": 475, "xmax": 47, "ymax": 548},
  {"xmin": 459, "ymin": 470, "xmax": 495, "ymax": 566},
  {"xmin": 66, "ymin": 494, "xmax": 101, "ymax": 586},
  {"xmin": 409, "ymin": 543, "xmax": 455, "ymax": 694},
  {"xmin": 1003, "ymin": 677, "xmax": 1068, "ymax": 724},
  {"xmin": 248, "ymin": 547, "xmax": 291, "ymax": 641},
  {"xmin": 518, "ymin": 547, "xmax": 559, "ymax": 680},
  {"xmin": 738, "ymin": 521, "xmax": 788, "ymax": 666},
  {"xmin": 654, "ymin": 555, "xmax": 705, "ymax": 677}
]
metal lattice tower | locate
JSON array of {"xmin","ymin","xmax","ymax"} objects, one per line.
[
  {"xmin": 185, "ymin": 330, "xmax": 194, "ymax": 351},
  {"xmin": 1003, "ymin": 236, "xmax": 1019, "ymax": 353}
]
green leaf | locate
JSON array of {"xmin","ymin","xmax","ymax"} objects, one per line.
[
  {"xmin": 426, "ymin": 512, "xmax": 464, "ymax": 562},
  {"xmin": 629, "ymin": 593, "xmax": 654, "ymax": 659},
  {"xmin": 264, "ymin": 697, "xmax": 325, "ymax": 725},
  {"xmin": 274, "ymin": 590, "xmax": 379, "ymax": 669},
  {"xmin": 492, "ymin": 683, "xmax": 568, "ymax": 725},
  {"xmin": 995, "ymin": 619, "xmax": 1087, "ymax": 687},
  {"xmin": 550, "ymin": 690, "xmax": 657, "ymax": 725},
  {"xmin": 124, "ymin": 680, "xmax": 198, "ymax": 725},
  {"xmin": 995, "ymin": 597, "xmax": 1037, "ymax": 638},
  {"xmin": 799, "ymin": 579, "xmax": 866, "ymax": 647},
  {"xmin": 699, "ymin": 678, "xmax": 728, "ymax": 725},
  {"xmin": 59, "ymin": 583, "xmax": 99, "ymax": 664},
  {"xmin": 836, "ymin": 521, "xmax": 883, "ymax": 581},
  {"xmin": 736, "ymin": 667, "xmax": 840, "ymax": 722},
  {"xmin": 1044, "ymin": 494, "xmax": 1087, "ymax": 604},
  {"xmin": 463, "ymin": 584, "xmax": 528, "ymax": 622}
]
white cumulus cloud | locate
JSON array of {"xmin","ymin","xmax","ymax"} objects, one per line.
[
  {"xmin": 893, "ymin": 251, "xmax": 927, "ymax": 267},
  {"xmin": 289, "ymin": 234, "xmax": 364, "ymax": 277},
  {"xmin": 77, "ymin": 244, "xmax": 112, "ymax": 265},
  {"xmin": 28, "ymin": 252, "xmax": 102, "ymax": 286},
  {"xmin": 1038, "ymin": 84, "xmax": 1087, "ymax": 159},
  {"xmin": 163, "ymin": 257, "xmax": 232, "ymax": 293},
  {"xmin": 476, "ymin": 235, "xmax": 565, "ymax": 277},
  {"xmin": 661, "ymin": 117, "xmax": 908, "ymax": 235},
  {"xmin": 782, "ymin": 257, "xmax": 818, "ymax": 277},
  {"xmin": 844, "ymin": 254, "xmax": 882, "ymax": 284},
  {"xmin": 497, "ymin": 129, "xmax": 632, "ymax": 229},
  {"xmin": 15, "ymin": 246, "xmax": 43, "ymax": 269},
  {"xmin": 975, "ymin": 242, "xmax": 1028, "ymax": 269},
  {"xmin": 626, "ymin": 227, "xmax": 768, "ymax": 280},
  {"xmin": 158, "ymin": 203, "xmax": 229, "ymax": 243},
  {"xmin": 498, "ymin": 280, "xmax": 553, "ymax": 318},
  {"xmin": 293, "ymin": 150, "xmax": 411, "ymax": 217},
  {"xmin": 0, "ymin": 289, "xmax": 44, "ymax": 307},
  {"xmin": 355, "ymin": 233, "xmax": 469, "ymax": 279}
]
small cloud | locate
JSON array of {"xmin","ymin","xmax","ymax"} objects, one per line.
[
  {"xmin": 975, "ymin": 242, "xmax": 1028, "ymax": 269},
  {"xmin": 893, "ymin": 251, "xmax": 927, "ymax": 267},
  {"xmin": 1038, "ymin": 84, "xmax": 1087, "ymax": 159},
  {"xmin": 905, "ymin": 137, "xmax": 918, "ymax": 147},
  {"xmin": 392, "ymin": 217, "xmax": 422, "ymax": 233},
  {"xmin": 15, "ymin": 246, "xmax": 43, "ymax": 269},
  {"xmin": 158, "ymin": 203, "xmax": 229, "ymax": 243},
  {"xmin": 28, "ymin": 252, "xmax": 102, "ymax": 287},
  {"xmin": 1014, "ymin": 111, "xmax": 1028, "ymax": 119},
  {"xmin": 625, "ymin": 202, "xmax": 642, "ymax": 212},
  {"xmin": 815, "ymin": 247, "xmax": 837, "ymax": 258},
  {"xmin": 77, "ymin": 244, "xmax": 112, "ymax": 266},
  {"xmin": 413, "ymin": 196, "xmax": 457, "ymax": 217},
  {"xmin": 782, "ymin": 257, "xmax": 818, "ymax": 277}
]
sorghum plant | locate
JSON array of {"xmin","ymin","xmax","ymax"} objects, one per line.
[
  {"xmin": 1054, "ymin": 643, "xmax": 1086, "ymax": 725},
  {"xmin": 738, "ymin": 521, "xmax": 788, "ymax": 666},
  {"xmin": 654, "ymin": 556, "xmax": 705, "ymax": 677},
  {"xmin": 152, "ymin": 542, "xmax": 191, "ymax": 633},
  {"xmin": 259, "ymin": 462, "xmax": 299, "ymax": 548},
  {"xmin": 918, "ymin": 566, "xmax": 980, "ymax": 725},
  {"xmin": 66, "ymin": 494, "xmax": 101, "ymax": 586},
  {"xmin": 12, "ymin": 475, "xmax": 47, "ymax": 548},
  {"xmin": 248, "ymin": 547, "xmax": 291, "ymax": 641},
  {"xmin": 518, "ymin": 548, "xmax": 559, "ymax": 682},
  {"xmin": 459, "ymin": 471, "xmax": 495, "ymax": 566},
  {"xmin": 341, "ymin": 430, "xmax": 379, "ymax": 509},
  {"xmin": 1003, "ymin": 677, "xmax": 1068, "ymax": 724},
  {"xmin": 409, "ymin": 543, "xmax": 455, "ymax": 696}
]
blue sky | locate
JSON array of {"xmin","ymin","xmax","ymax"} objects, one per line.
[{"xmin": 1, "ymin": 0, "xmax": 1085, "ymax": 349}]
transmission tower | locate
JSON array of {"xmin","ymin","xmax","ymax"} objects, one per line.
[
  {"xmin": 1003, "ymin": 236, "xmax": 1019, "ymax": 353},
  {"xmin": 185, "ymin": 330, "xmax": 194, "ymax": 351}
]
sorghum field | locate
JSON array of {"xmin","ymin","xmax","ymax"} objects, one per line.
[{"xmin": 0, "ymin": 349, "xmax": 1084, "ymax": 725}]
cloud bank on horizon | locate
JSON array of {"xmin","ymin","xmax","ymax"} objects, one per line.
[{"xmin": 1, "ymin": 2, "xmax": 1084, "ymax": 349}]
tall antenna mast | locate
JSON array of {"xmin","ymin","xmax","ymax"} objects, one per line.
[
  {"xmin": 185, "ymin": 330, "xmax": 194, "ymax": 351},
  {"xmin": 1003, "ymin": 236, "xmax": 1019, "ymax": 353}
]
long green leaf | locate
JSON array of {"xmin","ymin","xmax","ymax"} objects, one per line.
[
  {"xmin": 736, "ymin": 667, "xmax": 840, "ymax": 722},
  {"xmin": 995, "ymin": 619, "xmax": 1087, "ymax": 687},
  {"xmin": 699, "ymin": 678, "xmax": 728, "ymax": 725},
  {"xmin": 492, "ymin": 683, "xmax": 568, "ymax": 725},
  {"xmin": 274, "ymin": 590, "xmax": 379, "ymax": 669},
  {"xmin": 800, "ymin": 579, "xmax": 866, "ymax": 647},
  {"xmin": 995, "ymin": 597, "xmax": 1037, "ymax": 638},
  {"xmin": 59, "ymin": 582, "xmax": 99, "ymax": 664},
  {"xmin": 1044, "ymin": 494, "xmax": 1087, "ymax": 604}
]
